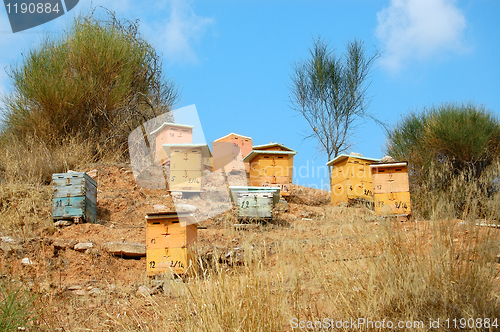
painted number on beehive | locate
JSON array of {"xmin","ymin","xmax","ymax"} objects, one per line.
[
  {"xmin": 395, "ymin": 201, "xmax": 408, "ymax": 209},
  {"xmin": 364, "ymin": 189, "xmax": 373, "ymax": 196},
  {"xmin": 188, "ymin": 178, "xmax": 200, "ymax": 184},
  {"xmin": 170, "ymin": 260, "xmax": 184, "ymax": 268},
  {"xmin": 377, "ymin": 201, "xmax": 385, "ymax": 207},
  {"xmin": 55, "ymin": 200, "xmax": 63, "ymax": 207},
  {"xmin": 149, "ymin": 261, "xmax": 156, "ymax": 269},
  {"xmin": 241, "ymin": 200, "xmax": 250, "ymax": 209},
  {"xmin": 171, "ymin": 176, "xmax": 176, "ymax": 182}
]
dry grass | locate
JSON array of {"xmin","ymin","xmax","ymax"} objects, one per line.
[
  {"xmin": 1, "ymin": 160, "xmax": 499, "ymax": 331},
  {"xmin": 98, "ymin": 207, "xmax": 499, "ymax": 332}
]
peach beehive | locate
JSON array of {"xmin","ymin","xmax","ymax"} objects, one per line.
[
  {"xmin": 149, "ymin": 122, "xmax": 193, "ymax": 163},
  {"xmin": 213, "ymin": 133, "xmax": 252, "ymax": 173},
  {"xmin": 370, "ymin": 162, "xmax": 411, "ymax": 219}
]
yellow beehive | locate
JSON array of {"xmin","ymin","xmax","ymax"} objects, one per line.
[
  {"xmin": 326, "ymin": 154, "xmax": 380, "ymax": 206},
  {"xmin": 370, "ymin": 162, "xmax": 411, "ymax": 219},
  {"xmin": 146, "ymin": 212, "xmax": 198, "ymax": 276},
  {"xmin": 213, "ymin": 133, "xmax": 253, "ymax": 173},
  {"xmin": 149, "ymin": 122, "xmax": 194, "ymax": 163},
  {"xmin": 162, "ymin": 144, "xmax": 212, "ymax": 192},
  {"xmin": 243, "ymin": 143, "xmax": 297, "ymax": 195}
]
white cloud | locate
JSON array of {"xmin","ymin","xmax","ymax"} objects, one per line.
[
  {"xmin": 376, "ymin": 0, "xmax": 467, "ymax": 71},
  {"xmin": 158, "ymin": 0, "xmax": 214, "ymax": 64}
]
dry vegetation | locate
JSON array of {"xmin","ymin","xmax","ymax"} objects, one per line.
[{"xmin": 0, "ymin": 153, "xmax": 499, "ymax": 331}]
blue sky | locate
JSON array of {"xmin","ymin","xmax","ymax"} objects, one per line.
[{"xmin": 1, "ymin": 0, "xmax": 499, "ymax": 190}]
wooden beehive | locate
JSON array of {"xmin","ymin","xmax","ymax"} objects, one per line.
[
  {"xmin": 229, "ymin": 186, "xmax": 280, "ymax": 220},
  {"xmin": 326, "ymin": 154, "xmax": 380, "ymax": 206},
  {"xmin": 213, "ymin": 133, "xmax": 252, "ymax": 173},
  {"xmin": 52, "ymin": 172, "xmax": 97, "ymax": 223},
  {"xmin": 243, "ymin": 143, "xmax": 297, "ymax": 196},
  {"xmin": 370, "ymin": 162, "xmax": 411, "ymax": 219},
  {"xmin": 146, "ymin": 212, "xmax": 198, "ymax": 276},
  {"xmin": 149, "ymin": 122, "xmax": 193, "ymax": 163},
  {"xmin": 163, "ymin": 144, "xmax": 212, "ymax": 192}
]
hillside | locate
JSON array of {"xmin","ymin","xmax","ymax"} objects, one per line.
[{"xmin": 0, "ymin": 164, "xmax": 499, "ymax": 331}]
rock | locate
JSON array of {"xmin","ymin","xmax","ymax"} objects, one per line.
[
  {"xmin": 74, "ymin": 242, "xmax": 94, "ymax": 252},
  {"xmin": 0, "ymin": 242, "xmax": 25, "ymax": 257},
  {"xmin": 102, "ymin": 242, "xmax": 146, "ymax": 258},
  {"xmin": 275, "ymin": 199, "xmax": 289, "ymax": 212},
  {"xmin": 380, "ymin": 155, "xmax": 395, "ymax": 163},
  {"xmin": 136, "ymin": 285, "xmax": 153, "ymax": 297},
  {"xmin": 54, "ymin": 220, "xmax": 73, "ymax": 227},
  {"xmin": 74, "ymin": 290, "xmax": 86, "ymax": 296},
  {"xmin": 85, "ymin": 248, "xmax": 100, "ymax": 256},
  {"xmin": 175, "ymin": 203, "xmax": 197, "ymax": 213},
  {"xmin": 21, "ymin": 257, "xmax": 33, "ymax": 265},
  {"xmin": 86, "ymin": 169, "xmax": 98, "ymax": 179},
  {"xmin": 53, "ymin": 240, "xmax": 70, "ymax": 250},
  {"xmin": 153, "ymin": 204, "xmax": 168, "ymax": 212},
  {"xmin": 68, "ymin": 285, "xmax": 82, "ymax": 291},
  {"xmin": 1, "ymin": 236, "xmax": 16, "ymax": 244},
  {"xmin": 88, "ymin": 288, "xmax": 103, "ymax": 297}
]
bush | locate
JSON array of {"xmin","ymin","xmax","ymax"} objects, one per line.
[
  {"xmin": 1, "ymin": 9, "xmax": 178, "ymax": 164},
  {"xmin": 386, "ymin": 102, "xmax": 500, "ymax": 219}
]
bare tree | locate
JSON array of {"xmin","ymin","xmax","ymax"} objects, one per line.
[{"xmin": 290, "ymin": 37, "xmax": 380, "ymax": 167}]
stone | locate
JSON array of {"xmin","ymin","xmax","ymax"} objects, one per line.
[
  {"xmin": 1, "ymin": 236, "xmax": 16, "ymax": 244},
  {"xmin": 136, "ymin": 285, "xmax": 153, "ymax": 297},
  {"xmin": 88, "ymin": 288, "xmax": 103, "ymax": 297},
  {"xmin": 74, "ymin": 242, "xmax": 94, "ymax": 251},
  {"xmin": 153, "ymin": 204, "xmax": 168, "ymax": 212},
  {"xmin": 102, "ymin": 242, "xmax": 146, "ymax": 258},
  {"xmin": 175, "ymin": 203, "xmax": 197, "ymax": 213},
  {"xmin": 21, "ymin": 257, "xmax": 33, "ymax": 265},
  {"xmin": 54, "ymin": 220, "xmax": 74, "ymax": 227},
  {"xmin": 380, "ymin": 155, "xmax": 395, "ymax": 163},
  {"xmin": 275, "ymin": 199, "xmax": 289, "ymax": 212},
  {"xmin": 68, "ymin": 285, "xmax": 82, "ymax": 291},
  {"xmin": 74, "ymin": 290, "xmax": 86, "ymax": 296},
  {"xmin": 53, "ymin": 240, "xmax": 70, "ymax": 250},
  {"xmin": 0, "ymin": 242, "xmax": 25, "ymax": 257}
]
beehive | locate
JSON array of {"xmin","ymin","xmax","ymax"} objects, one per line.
[
  {"xmin": 149, "ymin": 122, "xmax": 193, "ymax": 163},
  {"xmin": 370, "ymin": 162, "xmax": 411, "ymax": 219},
  {"xmin": 213, "ymin": 133, "xmax": 252, "ymax": 173},
  {"xmin": 52, "ymin": 172, "xmax": 97, "ymax": 223},
  {"xmin": 146, "ymin": 212, "xmax": 198, "ymax": 276},
  {"xmin": 243, "ymin": 143, "xmax": 297, "ymax": 196},
  {"xmin": 228, "ymin": 186, "xmax": 280, "ymax": 220},
  {"xmin": 326, "ymin": 154, "xmax": 380, "ymax": 206},
  {"xmin": 163, "ymin": 144, "xmax": 212, "ymax": 192}
]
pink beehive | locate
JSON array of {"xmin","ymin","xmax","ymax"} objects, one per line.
[
  {"xmin": 150, "ymin": 122, "xmax": 193, "ymax": 163},
  {"xmin": 213, "ymin": 133, "xmax": 252, "ymax": 173}
]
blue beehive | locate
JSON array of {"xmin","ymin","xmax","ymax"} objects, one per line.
[{"xmin": 52, "ymin": 172, "xmax": 97, "ymax": 223}]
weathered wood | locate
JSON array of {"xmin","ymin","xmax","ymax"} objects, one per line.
[{"xmin": 52, "ymin": 172, "xmax": 97, "ymax": 223}]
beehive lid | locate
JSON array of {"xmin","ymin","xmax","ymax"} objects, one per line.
[
  {"xmin": 242, "ymin": 150, "xmax": 297, "ymax": 162},
  {"xmin": 369, "ymin": 162, "xmax": 408, "ymax": 173},
  {"xmin": 326, "ymin": 154, "xmax": 380, "ymax": 166},
  {"xmin": 162, "ymin": 143, "xmax": 212, "ymax": 158},
  {"xmin": 149, "ymin": 122, "xmax": 194, "ymax": 136},
  {"xmin": 251, "ymin": 143, "xmax": 296, "ymax": 152},
  {"xmin": 228, "ymin": 186, "xmax": 281, "ymax": 205},
  {"xmin": 145, "ymin": 211, "xmax": 198, "ymax": 227},
  {"xmin": 214, "ymin": 133, "xmax": 252, "ymax": 142},
  {"xmin": 52, "ymin": 172, "xmax": 97, "ymax": 188}
]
